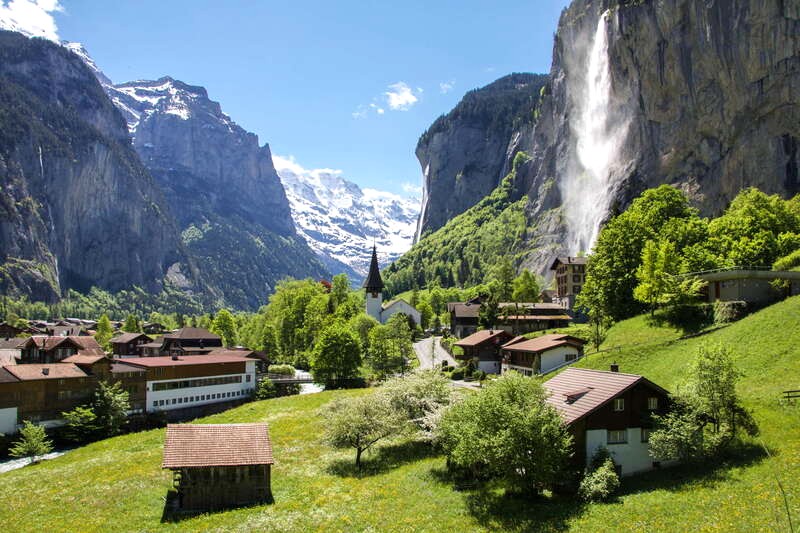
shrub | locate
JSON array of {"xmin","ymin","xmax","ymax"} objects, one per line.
[
  {"xmin": 255, "ymin": 378, "xmax": 277, "ymax": 399},
  {"xmin": 268, "ymin": 364, "xmax": 295, "ymax": 376},
  {"xmin": 450, "ymin": 368, "xmax": 465, "ymax": 380},
  {"xmin": 474, "ymin": 370, "xmax": 487, "ymax": 381},
  {"xmin": 579, "ymin": 457, "xmax": 620, "ymax": 502},
  {"xmin": 713, "ymin": 301, "xmax": 748, "ymax": 324}
]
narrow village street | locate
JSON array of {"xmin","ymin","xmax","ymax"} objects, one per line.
[{"xmin": 413, "ymin": 336, "xmax": 456, "ymax": 370}]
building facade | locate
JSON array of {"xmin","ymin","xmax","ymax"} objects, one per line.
[
  {"xmin": 550, "ymin": 257, "xmax": 587, "ymax": 310},
  {"xmin": 543, "ymin": 367, "xmax": 671, "ymax": 476},
  {"xmin": 501, "ymin": 334, "xmax": 587, "ymax": 376}
]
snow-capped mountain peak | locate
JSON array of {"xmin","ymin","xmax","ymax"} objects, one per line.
[{"xmin": 275, "ymin": 156, "xmax": 420, "ymax": 279}]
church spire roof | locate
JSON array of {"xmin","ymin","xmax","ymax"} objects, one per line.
[{"xmin": 363, "ymin": 245, "xmax": 384, "ymax": 292}]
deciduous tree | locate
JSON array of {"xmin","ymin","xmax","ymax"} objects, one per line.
[{"xmin": 9, "ymin": 421, "xmax": 53, "ymax": 464}]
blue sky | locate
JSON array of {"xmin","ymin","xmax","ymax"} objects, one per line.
[{"xmin": 6, "ymin": 0, "xmax": 569, "ymax": 196}]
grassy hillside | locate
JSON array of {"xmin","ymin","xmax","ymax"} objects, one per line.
[{"xmin": 1, "ymin": 297, "xmax": 798, "ymax": 532}]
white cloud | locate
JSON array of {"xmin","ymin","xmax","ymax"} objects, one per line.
[
  {"xmin": 351, "ymin": 106, "xmax": 368, "ymax": 119},
  {"xmin": 402, "ymin": 182, "xmax": 422, "ymax": 196},
  {"xmin": 0, "ymin": 0, "xmax": 62, "ymax": 42},
  {"xmin": 273, "ymin": 154, "xmax": 342, "ymax": 180},
  {"xmin": 439, "ymin": 80, "xmax": 455, "ymax": 94},
  {"xmin": 384, "ymin": 81, "xmax": 419, "ymax": 111}
]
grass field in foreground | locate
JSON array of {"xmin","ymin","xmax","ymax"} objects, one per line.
[{"xmin": 0, "ymin": 297, "xmax": 798, "ymax": 532}]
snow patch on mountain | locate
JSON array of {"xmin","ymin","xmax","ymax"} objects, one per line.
[{"xmin": 275, "ymin": 155, "xmax": 420, "ymax": 279}]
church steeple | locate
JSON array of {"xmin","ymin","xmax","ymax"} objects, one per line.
[{"xmin": 363, "ymin": 245, "xmax": 384, "ymax": 293}]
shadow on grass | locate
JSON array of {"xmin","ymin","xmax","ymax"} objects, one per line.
[
  {"xmin": 326, "ymin": 439, "xmax": 439, "ymax": 478},
  {"xmin": 160, "ymin": 489, "xmax": 274, "ymax": 524},
  {"xmin": 432, "ymin": 443, "xmax": 769, "ymax": 532},
  {"xmin": 619, "ymin": 441, "xmax": 768, "ymax": 497}
]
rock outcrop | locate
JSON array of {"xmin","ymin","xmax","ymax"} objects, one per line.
[
  {"xmin": 0, "ymin": 31, "xmax": 197, "ymax": 301},
  {"xmin": 109, "ymin": 77, "xmax": 329, "ymax": 309},
  {"xmin": 410, "ymin": 0, "xmax": 800, "ymax": 277},
  {"xmin": 414, "ymin": 73, "xmax": 548, "ymax": 238}
]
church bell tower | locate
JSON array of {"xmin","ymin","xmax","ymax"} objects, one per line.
[{"xmin": 363, "ymin": 245, "xmax": 384, "ymax": 322}]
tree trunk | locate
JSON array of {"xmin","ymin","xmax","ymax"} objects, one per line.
[{"xmin": 356, "ymin": 447, "xmax": 362, "ymax": 470}]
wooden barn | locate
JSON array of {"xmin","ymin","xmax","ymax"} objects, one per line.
[{"xmin": 162, "ymin": 423, "xmax": 274, "ymax": 511}]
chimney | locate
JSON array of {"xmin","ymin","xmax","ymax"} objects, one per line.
[
  {"xmin": 171, "ymin": 354, "xmax": 179, "ymax": 361},
  {"xmin": 42, "ymin": 367, "xmax": 49, "ymax": 376},
  {"xmin": 610, "ymin": 362, "xmax": 619, "ymax": 373}
]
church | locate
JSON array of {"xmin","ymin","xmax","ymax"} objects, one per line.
[{"xmin": 363, "ymin": 246, "xmax": 421, "ymax": 326}]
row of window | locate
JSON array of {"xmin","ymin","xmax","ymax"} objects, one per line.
[
  {"xmin": 612, "ymin": 397, "xmax": 659, "ymax": 412},
  {"xmin": 151, "ymin": 388, "xmax": 254, "ymax": 408},
  {"xmin": 152, "ymin": 375, "xmax": 247, "ymax": 391},
  {"xmin": 607, "ymin": 428, "xmax": 652, "ymax": 444}
]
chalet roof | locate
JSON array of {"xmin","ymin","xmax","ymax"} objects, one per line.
[
  {"xmin": 62, "ymin": 354, "xmax": 107, "ymax": 365},
  {"xmin": 162, "ymin": 423, "xmax": 274, "ymax": 468},
  {"xmin": 48, "ymin": 325, "xmax": 85, "ymax": 337},
  {"xmin": 550, "ymin": 256, "xmax": 587, "ymax": 270},
  {"xmin": 162, "ymin": 327, "xmax": 221, "ymax": 341},
  {"xmin": 448, "ymin": 302, "xmax": 481, "ymax": 319},
  {"xmin": 362, "ymin": 245, "xmax": 384, "ymax": 292},
  {"xmin": 5, "ymin": 363, "xmax": 87, "ymax": 381},
  {"xmin": 0, "ymin": 337, "xmax": 25, "ymax": 349},
  {"xmin": 0, "ymin": 367, "xmax": 19, "ymax": 383},
  {"xmin": 120, "ymin": 354, "xmax": 251, "ymax": 368},
  {"xmin": 140, "ymin": 342, "xmax": 163, "ymax": 348},
  {"xmin": 70, "ymin": 336, "xmax": 105, "ymax": 356},
  {"xmin": 110, "ymin": 332, "xmax": 152, "ymax": 344},
  {"xmin": 498, "ymin": 302, "xmax": 565, "ymax": 310},
  {"xmin": 21, "ymin": 335, "xmax": 105, "ymax": 355},
  {"xmin": 110, "ymin": 362, "xmax": 147, "ymax": 374},
  {"xmin": 542, "ymin": 367, "xmax": 668, "ymax": 425},
  {"xmin": 501, "ymin": 333, "xmax": 587, "ymax": 353},
  {"xmin": 454, "ymin": 329, "xmax": 511, "ymax": 348},
  {"xmin": 500, "ymin": 315, "xmax": 573, "ymax": 321}
]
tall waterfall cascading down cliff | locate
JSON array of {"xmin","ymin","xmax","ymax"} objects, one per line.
[{"xmin": 561, "ymin": 10, "xmax": 630, "ymax": 254}]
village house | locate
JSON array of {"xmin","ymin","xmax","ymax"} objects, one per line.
[
  {"xmin": 543, "ymin": 366, "xmax": 671, "ymax": 476},
  {"xmin": 501, "ymin": 334, "xmax": 587, "ymax": 376},
  {"xmin": 453, "ymin": 329, "xmax": 513, "ymax": 374},
  {"xmin": 447, "ymin": 298, "xmax": 482, "ymax": 338},
  {"xmin": 696, "ymin": 268, "xmax": 800, "ymax": 304},
  {"xmin": 0, "ymin": 363, "xmax": 93, "ymax": 432},
  {"xmin": 109, "ymin": 332, "xmax": 154, "ymax": 357},
  {"xmin": 162, "ymin": 423, "xmax": 274, "ymax": 511},
  {"xmin": 550, "ymin": 256, "xmax": 587, "ymax": 310},
  {"xmin": 363, "ymin": 246, "xmax": 421, "ymax": 326},
  {"xmin": 0, "ymin": 322, "xmax": 24, "ymax": 338},
  {"xmin": 17, "ymin": 336, "xmax": 105, "ymax": 364},
  {"xmin": 120, "ymin": 353, "xmax": 257, "ymax": 413},
  {"xmin": 496, "ymin": 302, "xmax": 572, "ymax": 335},
  {"xmin": 447, "ymin": 298, "xmax": 572, "ymax": 338},
  {"xmin": 157, "ymin": 327, "xmax": 223, "ymax": 356}
]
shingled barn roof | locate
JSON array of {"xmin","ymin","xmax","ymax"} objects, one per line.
[{"xmin": 162, "ymin": 423, "xmax": 274, "ymax": 468}]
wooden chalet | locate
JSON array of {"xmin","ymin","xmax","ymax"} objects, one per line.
[
  {"xmin": 543, "ymin": 367, "xmax": 671, "ymax": 476},
  {"xmin": 17, "ymin": 336, "xmax": 104, "ymax": 364},
  {"xmin": 159, "ymin": 327, "xmax": 223, "ymax": 356},
  {"xmin": 501, "ymin": 334, "xmax": 587, "ymax": 376},
  {"xmin": 447, "ymin": 297, "xmax": 483, "ymax": 338},
  {"xmin": 109, "ymin": 332, "xmax": 153, "ymax": 356},
  {"xmin": 496, "ymin": 302, "xmax": 572, "ymax": 334},
  {"xmin": 0, "ymin": 322, "xmax": 24, "ymax": 338},
  {"xmin": 453, "ymin": 329, "xmax": 513, "ymax": 374},
  {"xmin": 162, "ymin": 423, "xmax": 274, "ymax": 510}
]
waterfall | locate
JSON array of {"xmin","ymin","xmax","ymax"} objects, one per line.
[
  {"xmin": 413, "ymin": 164, "xmax": 430, "ymax": 243},
  {"xmin": 561, "ymin": 10, "xmax": 630, "ymax": 254}
]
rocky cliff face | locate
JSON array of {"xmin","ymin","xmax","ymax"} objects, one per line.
[
  {"xmin": 415, "ymin": 73, "xmax": 548, "ymax": 238},
  {"xmin": 0, "ymin": 31, "xmax": 197, "ymax": 301},
  {"xmin": 411, "ymin": 0, "xmax": 800, "ymax": 277},
  {"xmin": 107, "ymin": 77, "xmax": 328, "ymax": 309},
  {"xmin": 515, "ymin": 0, "xmax": 800, "ymax": 273}
]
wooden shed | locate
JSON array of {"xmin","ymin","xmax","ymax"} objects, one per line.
[{"xmin": 162, "ymin": 423, "xmax": 274, "ymax": 510}]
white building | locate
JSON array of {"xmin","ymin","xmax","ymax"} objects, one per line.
[
  {"xmin": 501, "ymin": 334, "xmax": 587, "ymax": 376},
  {"xmin": 363, "ymin": 246, "xmax": 421, "ymax": 326},
  {"xmin": 121, "ymin": 354, "xmax": 257, "ymax": 413}
]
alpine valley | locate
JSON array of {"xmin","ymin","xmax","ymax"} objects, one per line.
[{"xmin": 0, "ymin": 31, "xmax": 419, "ymax": 310}]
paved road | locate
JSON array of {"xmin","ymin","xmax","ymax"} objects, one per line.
[{"xmin": 413, "ymin": 336, "xmax": 457, "ymax": 370}]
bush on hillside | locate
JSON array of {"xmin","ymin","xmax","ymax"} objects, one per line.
[
  {"xmin": 268, "ymin": 364, "xmax": 295, "ymax": 376},
  {"xmin": 713, "ymin": 301, "xmax": 748, "ymax": 324},
  {"xmin": 450, "ymin": 368, "xmax": 465, "ymax": 380},
  {"xmin": 579, "ymin": 456, "xmax": 620, "ymax": 502}
]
